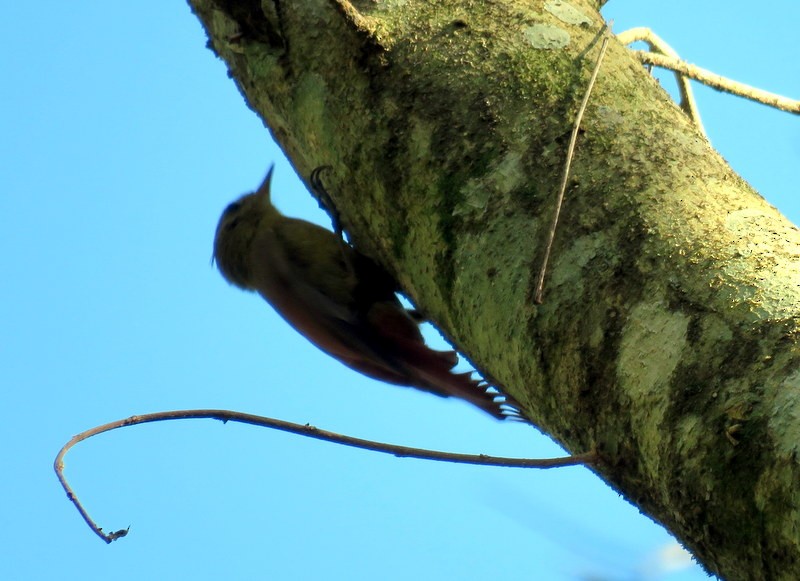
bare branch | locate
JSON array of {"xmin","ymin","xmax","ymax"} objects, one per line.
[
  {"xmin": 55, "ymin": 409, "xmax": 598, "ymax": 543},
  {"xmin": 534, "ymin": 24, "xmax": 612, "ymax": 304},
  {"xmin": 619, "ymin": 27, "xmax": 800, "ymax": 116},
  {"xmin": 631, "ymin": 50, "xmax": 800, "ymax": 114},
  {"xmin": 617, "ymin": 27, "xmax": 706, "ymax": 135}
]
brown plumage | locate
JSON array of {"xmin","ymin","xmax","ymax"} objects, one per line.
[{"xmin": 213, "ymin": 166, "xmax": 515, "ymax": 420}]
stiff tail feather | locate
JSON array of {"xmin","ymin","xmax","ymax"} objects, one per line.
[{"xmin": 386, "ymin": 335, "xmax": 522, "ymax": 420}]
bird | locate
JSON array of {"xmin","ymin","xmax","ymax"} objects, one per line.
[{"xmin": 213, "ymin": 165, "xmax": 517, "ymax": 420}]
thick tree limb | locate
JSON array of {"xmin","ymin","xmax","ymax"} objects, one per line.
[{"xmin": 188, "ymin": 0, "xmax": 800, "ymax": 578}]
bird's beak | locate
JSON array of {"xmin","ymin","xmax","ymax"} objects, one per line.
[{"xmin": 256, "ymin": 164, "xmax": 275, "ymax": 203}]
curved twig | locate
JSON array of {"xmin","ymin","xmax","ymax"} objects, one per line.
[{"xmin": 55, "ymin": 409, "xmax": 598, "ymax": 543}]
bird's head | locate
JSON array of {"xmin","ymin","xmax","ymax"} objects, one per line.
[{"xmin": 213, "ymin": 165, "xmax": 279, "ymax": 289}]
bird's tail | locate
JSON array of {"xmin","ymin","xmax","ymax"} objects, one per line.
[
  {"xmin": 393, "ymin": 339, "xmax": 523, "ymax": 421},
  {"xmin": 365, "ymin": 301, "xmax": 523, "ymax": 420}
]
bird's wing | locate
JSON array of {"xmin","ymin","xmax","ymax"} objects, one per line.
[
  {"xmin": 249, "ymin": 220, "xmax": 406, "ymax": 367},
  {"xmin": 264, "ymin": 218, "xmax": 362, "ymax": 321},
  {"xmin": 250, "ymin": 218, "xmax": 513, "ymax": 419}
]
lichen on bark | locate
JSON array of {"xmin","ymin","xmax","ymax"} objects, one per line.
[{"xmin": 189, "ymin": 1, "xmax": 800, "ymax": 577}]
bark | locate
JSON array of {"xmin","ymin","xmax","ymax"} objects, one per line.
[{"xmin": 188, "ymin": 0, "xmax": 800, "ymax": 578}]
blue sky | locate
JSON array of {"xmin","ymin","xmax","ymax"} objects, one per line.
[{"xmin": 2, "ymin": 2, "xmax": 797, "ymax": 580}]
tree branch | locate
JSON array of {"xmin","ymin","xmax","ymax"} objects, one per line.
[
  {"xmin": 618, "ymin": 27, "xmax": 800, "ymax": 115},
  {"xmin": 630, "ymin": 49, "xmax": 800, "ymax": 114},
  {"xmin": 188, "ymin": 1, "xmax": 800, "ymax": 577},
  {"xmin": 616, "ymin": 27, "xmax": 706, "ymax": 135},
  {"xmin": 535, "ymin": 22, "xmax": 612, "ymax": 303},
  {"xmin": 55, "ymin": 409, "xmax": 597, "ymax": 543}
]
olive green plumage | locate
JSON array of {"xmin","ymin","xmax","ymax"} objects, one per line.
[{"xmin": 214, "ymin": 166, "xmax": 513, "ymax": 420}]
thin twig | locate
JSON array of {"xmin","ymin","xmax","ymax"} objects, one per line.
[
  {"xmin": 55, "ymin": 409, "xmax": 598, "ymax": 543},
  {"xmin": 616, "ymin": 27, "xmax": 706, "ymax": 136},
  {"xmin": 534, "ymin": 24, "xmax": 612, "ymax": 304},
  {"xmin": 630, "ymin": 50, "xmax": 800, "ymax": 115}
]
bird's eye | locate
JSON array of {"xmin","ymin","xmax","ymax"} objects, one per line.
[
  {"xmin": 223, "ymin": 201, "xmax": 243, "ymax": 217},
  {"xmin": 221, "ymin": 201, "xmax": 244, "ymax": 230}
]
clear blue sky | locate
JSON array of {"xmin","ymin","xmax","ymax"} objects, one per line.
[{"xmin": 2, "ymin": 2, "xmax": 797, "ymax": 580}]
